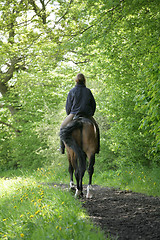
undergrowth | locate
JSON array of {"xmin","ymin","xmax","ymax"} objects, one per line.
[
  {"xmin": 0, "ymin": 169, "xmax": 107, "ymax": 240},
  {"xmin": 94, "ymin": 163, "xmax": 160, "ymax": 197}
]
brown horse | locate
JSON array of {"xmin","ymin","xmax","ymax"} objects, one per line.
[{"xmin": 60, "ymin": 117, "xmax": 99, "ymax": 198}]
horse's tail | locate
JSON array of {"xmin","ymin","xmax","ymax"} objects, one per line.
[{"xmin": 60, "ymin": 120, "xmax": 86, "ymax": 175}]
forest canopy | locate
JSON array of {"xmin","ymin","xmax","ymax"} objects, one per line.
[{"xmin": 0, "ymin": 0, "xmax": 159, "ymax": 170}]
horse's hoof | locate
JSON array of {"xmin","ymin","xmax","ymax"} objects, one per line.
[
  {"xmin": 70, "ymin": 181, "xmax": 74, "ymax": 188},
  {"xmin": 69, "ymin": 181, "xmax": 76, "ymax": 194},
  {"xmin": 86, "ymin": 185, "xmax": 93, "ymax": 199},
  {"xmin": 75, "ymin": 189, "xmax": 83, "ymax": 198}
]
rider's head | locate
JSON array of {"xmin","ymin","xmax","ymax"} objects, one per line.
[{"xmin": 75, "ymin": 73, "xmax": 86, "ymax": 85}]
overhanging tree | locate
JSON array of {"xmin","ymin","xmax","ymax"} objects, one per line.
[{"xmin": 0, "ymin": 0, "xmax": 159, "ymax": 169}]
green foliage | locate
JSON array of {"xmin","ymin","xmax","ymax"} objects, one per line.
[
  {"xmin": 79, "ymin": 0, "xmax": 160, "ymax": 167},
  {"xmin": 135, "ymin": 62, "xmax": 160, "ymax": 162},
  {"xmin": 1, "ymin": 5, "xmax": 160, "ymax": 236},
  {"xmin": 0, "ymin": 0, "xmax": 159, "ymax": 173}
]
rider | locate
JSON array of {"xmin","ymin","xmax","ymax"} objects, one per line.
[{"xmin": 60, "ymin": 73, "xmax": 100, "ymax": 154}]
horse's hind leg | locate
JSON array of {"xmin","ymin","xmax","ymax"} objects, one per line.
[
  {"xmin": 75, "ymin": 153, "xmax": 86, "ymax": 198},
  {"xmin": 68, "ymin": 161, "xmax": 75, "ymax": 191},
  {"xmin": 79, "ymin": 170, "xmax": 85, "ymax": 197},
  {"xmin": 86, "ymin": 154, "xmax": 95, "ymax": 198},
  {"xmin": 88, "ymin": 154, "xmax": 95, "ymax": 185},
  {"xmin": 74, "ymin": 168, "xmax": 81, "ymax": 197},
  {"xmin": 74, "ymin": 163, "xmax": 85, "ymax": 198}
]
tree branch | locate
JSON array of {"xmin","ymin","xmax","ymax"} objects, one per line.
[
  {"xmin": 55, "ymin": 0, "xmax": 73, "ymax": 24},
  {"xmin": 66, "ymin": 1, "xmax": 124, "ymax": 42},
  {"xmin": 0, "ymin": 57, "xmax": 26, "ymax": 116},
  {"xmin": 63, "ymin": 57, "xmax": 89, "ymax": 65},
  {"xmin": 0, "ymin": 57, "xmax": 26, "ymax": 84},
  {"xmin": 0, "ymin": 120, "xmax": 21, "ymax": 133},
  {"xmin": 28, "ymin": 0, "xmax": 49, "ymax": 24}
]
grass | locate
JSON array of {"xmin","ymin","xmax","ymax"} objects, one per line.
[
  {"xmin": 1, "ymin": 151, "xmax": 160, "ymax": 240},
  {"xmin": 0, "ymin": 166, "xmax": 107, "ymax": 240},
  {"xmin": 94, "ymin": 163, "xmax": 160, "ymax": 197}
]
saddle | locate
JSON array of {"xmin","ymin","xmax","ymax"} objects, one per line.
[{"xmin": 73, "ymin": 113, "xmax": 93, "ymax": 123}]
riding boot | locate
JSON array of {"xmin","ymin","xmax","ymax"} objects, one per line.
[{"xmin": 60, "ymin": 139, "xmax": 65, "ymax": 154}]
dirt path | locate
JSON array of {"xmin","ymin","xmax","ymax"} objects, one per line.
[{"xmin": 50, "ymin": 183, "xmax": 160, "ymax": 240}]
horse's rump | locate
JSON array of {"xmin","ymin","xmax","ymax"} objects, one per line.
[{"xmin": 60, "ymin": 118, "xmax": 98, "ymax": 156}]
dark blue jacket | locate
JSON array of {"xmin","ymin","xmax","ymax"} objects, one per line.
[{"xmin": 66, "ymin": 83, "xmax": 96, "ymax": 116}]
